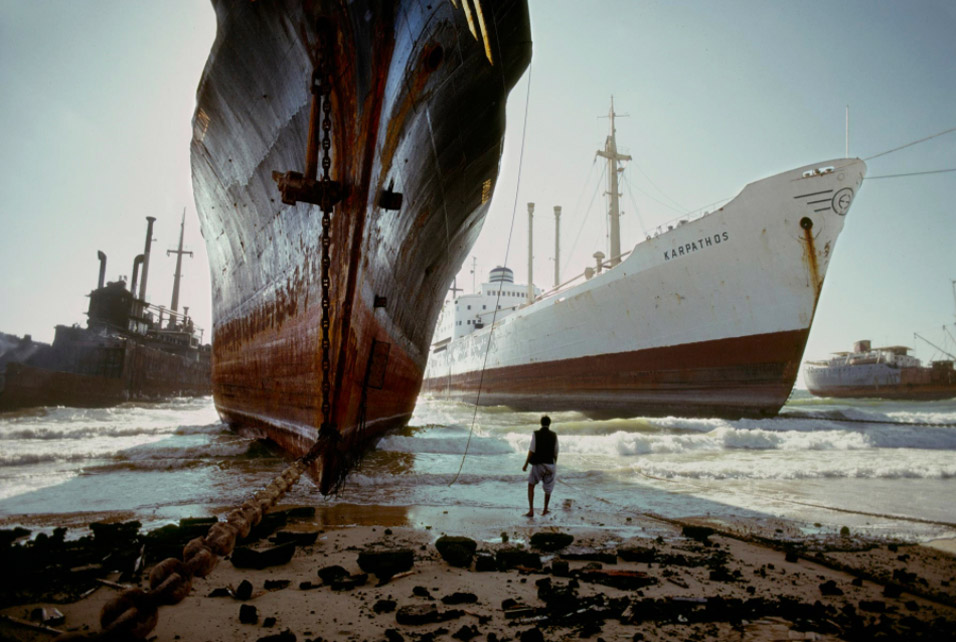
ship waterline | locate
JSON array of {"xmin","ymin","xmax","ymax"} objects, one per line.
[
  {"xmin": 191, "ymin": 1, "xmax": 531, "ymax": 491},
  {"xmin": 424, "ymin": 158, "xmax": 867, "ymax": 419}
]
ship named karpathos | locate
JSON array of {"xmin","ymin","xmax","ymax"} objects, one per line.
[
  {"xmin": 423, "ymin": 103, "xmax": 867, "ymax": 419},
  {"xmin": 190, "ymin": 0, "xmax": 532, "ymax": 492}
]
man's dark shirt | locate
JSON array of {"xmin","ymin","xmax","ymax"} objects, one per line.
[{"xmin": 530, "ymin": 428, "xmax": 557, "ymax": 465}]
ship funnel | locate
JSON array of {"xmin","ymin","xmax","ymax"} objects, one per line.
[
  {"xmin": 553, "ymin": 206, "xmax": 561, "ymax": 288},
  {"xmin": 130, "ymin": 254, "xmax": 145, "ymax": 296},
  {"xmin": 138, "ymin": 216, "xmax": 157, "ymax": 301},
  {"xmin": 97, "ymin": 251, "xmax": 107, "ymax": 289},
  {"xmin": 593, "ymin": 251, "xmax": 605, "ymax": 274},
  {"xmin": 527, "ymin": 202, "xmax": 534, "ymax": 303},
  {"xmin": 489, "ymin": 266, "xmax": 514, "ymax": 284}
]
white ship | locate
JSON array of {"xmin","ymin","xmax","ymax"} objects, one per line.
[
  {"xmin": 422, "ymin": 103, "xmax": 867, "ymax": 419},
  {"xmin": 805, "ymin": 339, "xmax": 956, "ymax": 400}
]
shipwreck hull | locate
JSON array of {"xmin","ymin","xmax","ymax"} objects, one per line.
[
  {"xmin": 424, "ymin": 159, "xmax": 867, "ymax": 420},
  {"xmin": 0, "ymin": 340, "xmax": 211, "ymax": 411},
  {"xmin": 191, "ymin": 0, "xmax": 531, "ymax": 490},
  {"xmin": 805, "ymin": 384, "xmax": 956, "ymax": 401},
  {"xmin": 806, "ymin": 363, "xmax": 956, "ymax": 401}
]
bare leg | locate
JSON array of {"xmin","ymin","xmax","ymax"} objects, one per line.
[
  {"xmin": 524, "ymin": 484, "xmax": 535, "ymax": 517},
  {"xmin": 542, "ymin": 492, "xmax": 551, "ymax": 515}
]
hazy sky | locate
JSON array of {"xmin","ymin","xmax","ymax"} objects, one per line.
[{"xmin": 1, "ymin": 1, "xmax": 954, "ymax": 386}]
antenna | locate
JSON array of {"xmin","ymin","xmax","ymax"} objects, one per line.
[{"xmin": 845, "ymin": 105, "xmax": 849, "ymax": 157}]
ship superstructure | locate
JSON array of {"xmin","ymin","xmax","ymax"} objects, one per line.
[{"xmin": 423, "ymin": 102, "xmax": 867, "ymax": 419}]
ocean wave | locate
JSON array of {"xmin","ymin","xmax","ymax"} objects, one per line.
[
  {"xmin": 0, "ymin": 424, "xmax": 176, "ymax": 441},
  {"xmin": 0, "ymin": 451, "xmax": 107, "ymax": 466},
  {"xmin": 378, "ymin": 434, "xmax": 513, "ymax": 456},
  {"xmin": 501, "ymin": 425, "xmax": 876, "ymax": 456},
  {"xmin": 633, "ymin": 453, "xmax": 956, "ymax": 481}
]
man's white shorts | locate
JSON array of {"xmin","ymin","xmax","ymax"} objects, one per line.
[{"xmin": 528, "ymin": 463, "xmax": 556, "ymax": 493}]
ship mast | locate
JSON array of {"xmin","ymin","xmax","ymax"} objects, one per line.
[
  {"xmin": 167, "ymin": 208, "xmax": 193, "ymax": 315},
  {"xmin": 596, "ymin": 97, "xmax": 631, "ymax": 267}
]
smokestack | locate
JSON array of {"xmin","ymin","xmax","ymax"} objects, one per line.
[
  {"xmin": 527, "ymin": 202, "xmax": 534, "ymax": 303},
  {"xmin": 553, "ymin": 206, "xmax": 561, "ymax": 288},
  {"xmin": 139, "ymin": 216, "xmax": 156, "ymax": 301},
  {"xmin": 130, "ymin": 254, "xmax": 144, "ymax": 296},
  {"xmin": 97, "ymin": 251, "xmax": 107, "ymax": 289}
]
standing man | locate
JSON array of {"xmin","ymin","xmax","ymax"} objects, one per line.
[{"xmin": 522, "ymin": 415, "xmax": 558, "ymax": 516}]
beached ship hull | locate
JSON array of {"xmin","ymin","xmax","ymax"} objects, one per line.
[
  {"xmin": 190, "ymin": 1, "xmax": 531, "ymax": 491},
  {"xmin": 806, "ymin": 362, "xmax": 956, "ymax": 401},
  {"xmin": 423, "ymin": 159, "xmax": 867, "ymax": 419},
  {"xmin": 0, "ymin": 330, "xmax": 210, "ymax": 411}
]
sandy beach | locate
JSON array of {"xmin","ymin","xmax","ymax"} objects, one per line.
[{"xmin": 3, "ymin": 501, "xmax": 956, "ymax": 642}]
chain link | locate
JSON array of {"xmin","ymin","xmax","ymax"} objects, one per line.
[{"xmin": 318, "ymin": 52, "xmax": 334, "ymax": 433}]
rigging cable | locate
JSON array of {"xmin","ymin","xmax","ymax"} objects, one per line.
[
  {"xmin": 865, "ymin": 168, "xmax": 956, "ymax": 180},
  {"xmin": 561, "ymin": 163, "xmax": 606, "ymax": 278},
  {"xmin": 863, "ymin": 125, "xmax": 956, "ymax": 161},
  {"xmin": 449, "ymin": 60, "xmax": 533, "ymax": 486}
]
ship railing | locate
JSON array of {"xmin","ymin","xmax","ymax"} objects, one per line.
[
  {"xmin": 140, "ymin": 302, "xmax": 205, "ymax": 344},
  {"xmin": 647, "ymin": 197, "xmax": 733, "ymax": 241},
  {"xmin": 533, "ymin": 248, "xmax": 634, "ymax": 302}
]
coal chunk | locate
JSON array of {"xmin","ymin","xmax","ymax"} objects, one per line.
[
  {"xmin": 475, "ymin": 552, "xmax": 497, "ymax": 572},
  {"xmin": 496, "ymin": 548, "xmax": 542, "ymax": 570},
  {"xmin": 395, "ymin": 604, "xmax": 464, "ymax": 625},
  {"xmin": 235, "ymin": 579, "xmax": 253, "ymax": 600},
  {"xmin": 374, "ymin": 599, "xmax": 397, "ymax": 614},
  {"xmin": 435, "ymin": 536, "xmax": 478, "ymax": 568},
  {"xmin": 318, "ymin": 565, "xmax": 349, "ymax": 584},
  {"xmin": 270, "ymin": 530, "xmax": 319, "ymax": 547},
  {"xmin": 681, "ymin": 525, "xmax": 715, "ymax": 542},
  {"xmin": 357, "ymin": 547, "xmax": 414, "ymax": 581},
  {"xmin": 231, "ymin": 542, "xmax": 296, "ymax": 570},
  {"xmin": 239, "ymin": 603, "xmax": 258, "ymax": 624},
  {"xmin": 529, "ymin": 532, "xmax": 574, "ymax": 552},
  {"xmin": 819, "ymin": 580, "xmax": 844, "ymax": 596}
]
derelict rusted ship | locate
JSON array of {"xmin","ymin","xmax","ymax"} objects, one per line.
[
  {"xmin": 805, "ymin": 339, "xmax": 956, "ymax": 400},
  {"xmin": 190, "ymin": 1, "xmax": 531, "ymax": 491},
  {"xmin": 0, "ymin": 216, "xmax": 211, "ymax": 411}
]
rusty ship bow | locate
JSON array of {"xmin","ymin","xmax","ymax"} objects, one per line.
[{"xmin": 190, "ymin": 0, "xmax": 531, "ymax": 492}]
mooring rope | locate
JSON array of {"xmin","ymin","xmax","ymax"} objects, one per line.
[{"xmin": 449, "ymin": 61, "xmax": 533, "ymax": 486}]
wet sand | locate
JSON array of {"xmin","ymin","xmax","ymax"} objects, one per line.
[{"xmin": 2, "ymin": 504, "xmax": 956, "ymax": 641}]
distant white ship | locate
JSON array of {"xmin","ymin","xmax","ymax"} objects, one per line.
[
  {"xmin": 805, "ymin": 339, "xmax": 956, "ymax": 400},
  {"xmin": 422, "ymin": 102, "xmax": 867, "ymax": 419}
]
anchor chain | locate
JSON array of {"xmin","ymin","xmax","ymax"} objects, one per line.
[
  {"xmin": 53, "ymin": 460, "xmax": 308, "ymax": 641},
  {"xmin": 319, "ymin": 59, "xmax": 335, "ymax": 439},
  {"xmin": 56, "ymin": 35, "xmax": 343, "ymax": 642}
]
